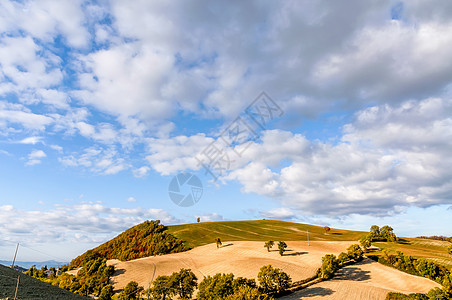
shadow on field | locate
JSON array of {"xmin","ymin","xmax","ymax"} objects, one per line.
[
  {"xmin": 331, "ymin": 232, "xmax": 342, "ymax": 235},
  {"xmin": 299, "ymin": 287, "xmax": 335, "ymax": 297},
  {"xmin": 336, "ymin": 266, "xmax": 371, "ymax": 281},
  {"xmin": 113, "ymin": 268, "xmax": 126, "ymax": 276},
  {"xmin": 284, "ymin": 251, "xmax": 307, "ymax": 256},
  {"xmin": 221, "ymin": 243, "xmax": 234, "ymax": 248}
]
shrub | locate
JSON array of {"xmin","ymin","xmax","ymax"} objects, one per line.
[
  {"xmin": 257, "ymin": 265, "xmax": 291, "ymax": 295},
  {"xmin": 347, "ymin": 244, "xmax": 364, "ymax": 261},
  {"xmin": 319, "ymin": 254, "xmax": 339, "ymax": 279}
]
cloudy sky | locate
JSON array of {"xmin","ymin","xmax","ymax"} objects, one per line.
[{"xmin": 1, "ymin": 0, "xmax": 452, "ymax": 262}]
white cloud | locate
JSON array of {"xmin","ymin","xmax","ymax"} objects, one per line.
[
  {"xmin": 19, "ymin": 136, "xmax": 43, "ymax": 145},
  {"xmin": 26, "ymin": 149, "xmax": 46, "ymax": 166},
  {"xmin": 0, "ymin": 203, "xmax": 181, "ymax": 245},
  {"xmin": 59, "ymin": 146, "xmax": 129, "ymax": 175},
  {"xmin": 127, "ymin": 197, "xmax": 136, "ymax": 203},
  {"xmin": 133, "ymin": 166, "xmax": 150, "ymax": 178},
  {"xmin": 195, "ymin": 213, "xmax": 225, "ymax": 223},
  {"xmin": 259, "ymin": 208, "xmax": 296, "ymax": 220}
]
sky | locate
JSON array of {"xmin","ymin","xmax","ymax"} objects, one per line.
[{"xmin": 1, "ymin": 0, "xmax": 452, "ymax": 262}]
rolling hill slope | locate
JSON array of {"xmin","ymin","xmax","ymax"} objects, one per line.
[
  {"xmin": 167, "ymin": 219, "xmax": 366, "ymax": 248},
  {"xmin": 0, "ymin": 264, "xmax": 88, "ymax": 300}
]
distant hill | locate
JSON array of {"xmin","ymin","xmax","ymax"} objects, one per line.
[
  {"xmin": 0, "ymin": 260, "xmax": 68, "ymax": 270},
  {"xmin": 167, "ymin": 219, "xmax": 366, "ymax": 248},
  {"xmin": 0, "ymin": 264, "xmax": 88, "ymax": 300},
  {"xmin": 71, "ymin": 220, "xmax": 189, "ymax": 267}
]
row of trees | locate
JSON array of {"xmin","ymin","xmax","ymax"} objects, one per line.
[
  {"xmin": 264, "ymin": 241, "xmax": 287, "ymax": 256},
  {"xmin": 359, "ymin": 225, "xmax": 399, "ymax": 251},
  {"xmin": 117, "ymin": 265, "xmax": 292, "ymax": 300},
  {"xmin": 377, "ymin": 250, "xmax": 452, "ymax": 297},
  {"xmin": 319, "ymin": 244, "xmax": 364, "ymax": 279},
  {"xmin": 26, "ymin": 256, "xmax": 115, "ymax": 297}
]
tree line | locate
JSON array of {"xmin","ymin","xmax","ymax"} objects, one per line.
[{"xmin": 115, "ymin": 265, "xmax": 292, "ymax": 300}]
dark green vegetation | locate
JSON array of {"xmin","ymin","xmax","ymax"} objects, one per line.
[
  {"xmin": 386, "ymin": 289, "xmax": 450, "ymax": 300},
  {"xmin": 72, "ymin": 220, "xmax": 189, "ymax": 266},
  {"xmin": 0, "ymin": 264, "xmax": 88, "ymax": 300},
  {"xmin": 167, "ymin": 219, "xmax": 366, "ymax": 248},
  {"xmin": 146, "ymin": 265, "xmax": 291, "ymax": 300},
  {"xmin": 318, "ymin": 244, "xmax": 364, "ymax": 279},
  {"xmin": 26, "ymin": 257, "xmax": 115, "ymax": 297}
]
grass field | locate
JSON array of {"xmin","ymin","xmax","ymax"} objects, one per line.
[
  {"xmin": 167, "ymin": 219, "xmax": 366, "ymax": 248},
  {"xmin": 0, "ymin": 264, "xmax": 88, "ymax": 300},
  {"xmin": 373, "ymin": 238, "xmax": 452, "ymax": 267}
]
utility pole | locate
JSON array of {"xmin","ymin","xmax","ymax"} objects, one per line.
[
  {"xmin": 11, "ymin": 243, "xmax": 19, "ymax": 269},
  {"xmin": 14, "ymin": 275, "xmax": 20, "ymax": 300},
  {"xmin": 307, "ymin": 230, "xmax": 310, "ymax": 246}
]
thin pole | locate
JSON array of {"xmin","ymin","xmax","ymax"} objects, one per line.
[
  {"xmin": 307, "ymin": 230, "xmax": 310, "ymax": 246},
  {"xmin": 14, "ymin": 275, "xmax": 20, "ymax": 300},
  {"xmin": 11, "ymin": 243, "xmax": 19, "ymax": 268}
]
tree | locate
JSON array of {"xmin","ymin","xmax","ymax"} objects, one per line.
[
  {"xmin": 197, "ymin": 217, "xmax": 201, "ymax": 223},
  {"xmin": 120, "ymin": 281, "xmax": 143, "ymax": 300},
  {"xmin": 277, "ymin": 241, "xmax": 287, "ymax": 256},
  {"xmin": 370, "ymin": 225, "xmax": 380, "ymax": 239},
  {"xmin": 226, "ymin": 285, "xmax": 273, "ymax": 300},
  {"xmin": 168, "ymin": 268, "xmax": 198, "ymax": 299},
  {"xmin": 338, "ymin": 252, "xmax": 349, "ymax": 266},
  {"xmin": 216, "ymin": 237, "xmax": 222, "ymax": 248},
  {"xmin": 257, "ymin": 265, "xmax": 291, "ymax": 295},
  {"xmin": 347, "ymin": 244, "xmax": 364, "ymax": 261},
  {"xmin": 197, "ymin": 273, "xmax": 235, "ymax": 300},
  {"xmin": 264, "ymin": 241, "xmax": 274, "ymax": 252},
  {"xmin": 324, "ymin": 226, "xmax": 331, "ymax": 234},
  {"xmin": 319, "ymin": 254, "xmax": 338, "ymax": 279},
  {"xmin": 380, "ymin": 225, "xmax": 397, "ymax": 242},
  {"xmin": 98, "ymin": 284, "xmax": 114, "ymax": 300},
  {"xmin": 427, "ymin": 287, "xmax": 449, "ymax": 300},
  {"xmin": 359, "ymin": 235, "xmax": 371, "ymax": 251},
  {"xmin": 151, "ymin": 275, "xmax": 173, "ymax": 300}
]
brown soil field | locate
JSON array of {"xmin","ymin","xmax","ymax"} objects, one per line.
[
  {"xmin": 280, "ymin": 258, "xmax": 441, "ymax": 300},
  {"xmin": 107, "ymin": 241, "xmax": 353, "ymax": 291}
]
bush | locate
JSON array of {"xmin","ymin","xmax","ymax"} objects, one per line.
[
  {"xmin": 257, "ymin": 265, "xmax": 291, "ymax": 295},
  {"xmin": 347, "ymin": 244, "xmax": 364, "ymax": 261},
  {"xmin": 338, "ymin": 252, "xmax": 349, "ymax": 266},
  {"xmin": 98, "ymin": 284, "xmax": 114, "ymax": 300},
  {"xmin": 427, "ymin": 287, "xmax": 449, "ymax": 300},
  {"xmin": 278, "ymin": 241, "xmax": 287, "ymax": 256},
  {"xmin": 319, "ymin": 254, "xmax": 339, "ymax": 279}
]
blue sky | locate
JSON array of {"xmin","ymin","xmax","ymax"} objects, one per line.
[{"xmin": 1, "ymin": 0, "xmax": 452, "ymax": 262}]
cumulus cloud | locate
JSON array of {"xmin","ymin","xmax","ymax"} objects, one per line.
[
  {"xmin": 59, "ymin": 146, "xmax": 130, "ymax": 175},
  {"xmin": 259, "ymin": 208, "xmax": 297, "ymax": 220},
  {"xmin": 0, "ymin": 203, "xmax": 181, "ymax": 244},
  {"xmin": 26, "ymin": 149, "xmax": 46, "ymax": 166}
]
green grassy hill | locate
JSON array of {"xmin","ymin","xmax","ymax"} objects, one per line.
[
  {"xmin": 373, "ymin": 238, "xmax": 452, "ymax": 267},
  {"xmin": 167, "ymin": 219, "xmax": 366, "ymax": 248},
  {"xmin": 0, "ymin": 264, "xmax": 88, "ymax": 300}
]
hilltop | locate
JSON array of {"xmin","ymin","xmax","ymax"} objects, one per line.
[
  {"xmin": 71, "ymin": 220, "xmax": 189, "ymax": 267},
  {"xmin": 167, "ymin": 219, "xmax": 366, "ymax": 247},
  {"xmin": 0, "ymin": 264, "xmax": 88, "ymax": 300}
]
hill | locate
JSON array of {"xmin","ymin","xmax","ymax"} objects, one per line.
[
  {"xmin": 373, "ymin": 238, "xmax": 452, "ymax": 267},
  {"xmin": 0, "ymin": 264, "xmax": 88, "ymax": 300},
  {"xmin": 167, "ymin": 219, "xmax": 366, "ymax": 248},
  {"xmin": 71, "ymin": 220, "xmax": 189, "ymax": 267}
]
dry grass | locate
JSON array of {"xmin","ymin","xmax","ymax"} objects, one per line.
[
  {"xmin": 280, "ymin": 258, "xmax": 441, "ymax": 300},
  {"xmin": 107, "ymin": 241, "xmax": 354, "ymax": 291}
]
